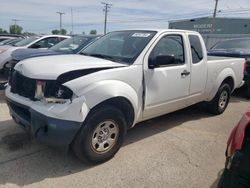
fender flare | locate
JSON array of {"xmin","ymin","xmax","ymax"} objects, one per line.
[{"xmin": 207, "ymin": 68, "xmax": 236, "ymax": 101}]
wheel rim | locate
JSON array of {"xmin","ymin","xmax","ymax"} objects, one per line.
[
  {"xmin": 219, "ymin": 90, "xmax": 228, "ymax": 110},
  {"xmin": 91, "ymin": 120, "xmax": 119, "ymax": 153}
]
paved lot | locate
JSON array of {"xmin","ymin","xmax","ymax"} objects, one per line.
[{"xmin": 0, "ymin": 84, "xmax": 249, "ymax": 188}]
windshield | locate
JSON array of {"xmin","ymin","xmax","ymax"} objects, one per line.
[
  {"xmin": 13, "ymin": 37, "xmax": 40, "ymax": 47},
  {"xmin": 50, "ymin": 36, "xmax": 97, "ymax": 53},
  {"xmin": 212, "ymin": 39, "xmax": 250, "ymax": 51},
  {"xmin": 81, "ymin": 30, "xmax": 156, "ymax": 64},
  {"xmin": 0, "ymin": 39, "xmax": 12, "ymax": 45}
]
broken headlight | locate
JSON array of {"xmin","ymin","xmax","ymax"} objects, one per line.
[{"xmin": 35, "ymin": 80, "xmax": 73, "ymax": 103}]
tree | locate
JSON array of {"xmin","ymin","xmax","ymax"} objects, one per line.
[
  {"xmin": 22, "ymin": 31, "xmax": 36, "ymax": 36},
  {"xmin": 90, "ymin": 30, "xmax": 97, "ymax": 35},
  {"xmin": 60, "ymin": 28, "xmax": 67, "ymax": 35},
  {"xmin": 0, "ymin": 28, "xmax": 8, "ymax": 34},
  {"xmin": 9, "ymin": 25, "xmax": 23, "ymax": 34},
  {"xmin": 52, "ymin": 29, "xmax": 67, "ymax": 35},
  {"xmin": 82, "ymin": 31, "xmax": 85, "ymax": 35},
  {"xmin": 51, "ymin": 29, "xmax": 60, "ymax": 34}
]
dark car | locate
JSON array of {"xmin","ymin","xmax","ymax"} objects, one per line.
[
  {"xmin": 208, "ymin": 38, "xmax": 250, "ymax": 97},
  {"xmin": 218, "ymin": 110, "xmax": 250, "ymax": 188},
  {"xmin": 0, "ymin": 38, "xmax": 23, "ymax": 46},
  {"xmin": 8, "ymin": 35, "xmax": 100, "ymax": 66}
]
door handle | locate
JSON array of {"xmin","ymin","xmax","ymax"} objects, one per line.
[{"xmin": 181, "ymin": 70, "xmax": 190, "ymax": 76}]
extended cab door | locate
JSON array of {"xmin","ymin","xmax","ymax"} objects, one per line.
[
  {"xmin": 187, "ymin": 34, "xmax": 207, "ymax": 105},
  {"xmin": 143, "ymin": 33, "xmax": 191, "ymax": 119}
]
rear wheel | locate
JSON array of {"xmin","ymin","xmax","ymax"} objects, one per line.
[
  {"xmin": 73, "ymin": 105, "xmax": 127, "ymax": 164},
  {"xmin": 207, "ymin": 83, "xmax": 231, "ymax": 115}
]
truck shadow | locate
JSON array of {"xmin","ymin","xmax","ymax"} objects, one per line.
[{"xmin": 0, "ymin": 104, "xmax": 213, "ymax": 186}]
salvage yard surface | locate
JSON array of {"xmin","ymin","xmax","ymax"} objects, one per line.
[{"xmin": 0, "ymin": 86, "xmax": 249, "ymax": 188}]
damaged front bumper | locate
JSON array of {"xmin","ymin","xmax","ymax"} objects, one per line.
[{"xmin": 5, "ymin": 86, "xmax": 89, "ymax": 151}]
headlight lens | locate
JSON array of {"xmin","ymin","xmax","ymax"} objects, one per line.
[{"xmin": 34, "ymin": 80, "xmax": 73, "ymax": 103}]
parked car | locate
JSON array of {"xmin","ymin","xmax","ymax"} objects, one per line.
[
  {"xmin": 0, "ymin": 37, "xmax": 15, "ymax": 43},
  {"xmin": 0, "ymin": 34, "xmax": 26, "ymax": 43},
  {"xmin": 5, "ymin": 29, "xmax": 245, "ymax": 163},
  {"xmin": 6, "ymin": 35, "xmax": 101, "ymax": 70},
  {"xmin": 0, "ymin": 38, "xmax": 23, "ymax": 46},
  {"xmin": 208, "ymin": 38, "xmax": 250, "ymax": 98},
  {"xmin": 0, "ymin": 35, "xmax": 70, "ymax": 74},
  {"xmin": 218, "ymin": 110, "xmax": 250, "ymax": 188}
]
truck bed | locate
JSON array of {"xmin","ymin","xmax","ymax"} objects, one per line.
[{"xmin": 207, "ymin": 55, "xmax": 244, "ymax": 61}]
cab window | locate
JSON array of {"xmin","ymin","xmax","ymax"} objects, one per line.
[
  {"xmin": 189, "ymin": 35, "xmax": 203, "ymax": 64},
  {"xmin": 149, "ymin": 35, "xmax": 185, "ymax": 67}
]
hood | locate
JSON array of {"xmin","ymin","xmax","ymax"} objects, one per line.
[
  {"xmin": 15, "ymin": 54, "xmax": 126, "ymax": 80},
  {"xmin": 11, "ymin": 48, "xmax": 63, "ymax": 61},
  {"xmin": 208, "ymin": 49, "xmax": 250, "ymax": 58}
]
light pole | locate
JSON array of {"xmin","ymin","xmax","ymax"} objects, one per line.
[
  {"xmin": 101, "ymin": 2, "xmax": 112, "ymax": 34},
  {"xmin": 213, "ymin": 0, "xmax": 219, "ymax": 18},
  {"xmin": 56, "ymin": 12, "xmax": 65, "ymax": 33}
]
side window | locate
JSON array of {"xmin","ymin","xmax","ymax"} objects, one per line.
[
  {"xmin": 30, "ymin": 37, "xmax": 62, "ymax": 49},
  {"xmin": 189, "ymin": 35, "xmax": 203, "ymax": 64},
  {"xmin": 149, "ymin": 35, "xmax": 185, "ymax": 67}
]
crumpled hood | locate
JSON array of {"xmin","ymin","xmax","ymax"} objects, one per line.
[
  {"xmin": 11, "ymin": 48, "xmax": 63, "ymax": 61},
  {"xmin": 14, "ymin": 54, "xmax": 126, "ymax": 80}
]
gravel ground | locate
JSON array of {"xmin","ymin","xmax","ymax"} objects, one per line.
[{"xmin": 0, "ymin": 83, "xmax": 249, "ymax": 188}]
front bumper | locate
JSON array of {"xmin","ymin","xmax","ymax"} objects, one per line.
[
  {"xmin": 5, "ymin": 86, "xmax": 90, "ymax": 151},
  {"xmin": 7, "ymin": 98, "xmax": 82, "ymax": 151}
]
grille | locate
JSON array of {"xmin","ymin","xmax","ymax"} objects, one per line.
[{"xmin": 10, "ymin": 71, "xmax": 36, "ymax": 100}]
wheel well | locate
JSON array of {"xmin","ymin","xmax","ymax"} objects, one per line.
[
  {"xmin": 90, "ymin": 97, "xmax": 135, "ymax": 129},
  {"xmin": 222, "ymin": 77, "xmax": 234, "ymax": 92}
]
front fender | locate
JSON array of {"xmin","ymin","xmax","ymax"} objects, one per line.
[{"xmin": 65, "ymin": 80, "xmax": 140, "ymax": 120}]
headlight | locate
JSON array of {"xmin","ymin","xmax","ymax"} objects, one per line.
[{"xmin": 35, "ymin": 80, "xmax": 73, "ymax": 104}]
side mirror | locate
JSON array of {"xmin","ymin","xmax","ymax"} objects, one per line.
[{"xmin": 149, "ymin": 55, "xmax": 175, "ymax": 69}]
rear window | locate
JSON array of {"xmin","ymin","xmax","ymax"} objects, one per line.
[{"xmin": 189, "ymin": 35, "xmax": 203, "ymax": 64}]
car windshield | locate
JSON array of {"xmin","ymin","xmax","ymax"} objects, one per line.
[
  {"xmin": 50, "ymin": 36, "xmax": 97, "ymax": 53},
  {"xmin": 13, "ymin": 37, "xmax": 40, "ymax": 47},
  {"xmin": 212, "ymin": 39, "xmax": 250, "ymax": 51},
  {"xmin": 81, "ymin": 30, "xmax": 156, "ymax": 64}
]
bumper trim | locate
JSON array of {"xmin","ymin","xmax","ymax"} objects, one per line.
[{"xmin": 6, "ymin": 98, "xmax": 82, "ymax": 151}]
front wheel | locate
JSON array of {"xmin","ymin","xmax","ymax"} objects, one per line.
[
  {"xmin": 207, "ymin": 83, "xmax": 231, "ymax": 115},
  {"xmin": 73, "ymin": 105, "xmax": 127, "ymax": 164}
]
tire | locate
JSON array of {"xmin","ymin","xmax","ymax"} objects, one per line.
[
  {"xmin": 73, "ymin": 105, "xmax": 127, "ymax": 164},
  {"xmin": 207, "ymin": 83, "xmax": 231, "ymax": 115}
]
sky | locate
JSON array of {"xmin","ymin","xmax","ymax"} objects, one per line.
[{"xmin": 1, "ymin": 0, "xmax": 250, "ymax": 34}]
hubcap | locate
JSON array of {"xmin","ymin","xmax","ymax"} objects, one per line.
[
  {"xmin": 219, "ymin": 90, "xmax": 228, "ymax": 109},
  {"xmin": 91, "ymin": 120, "xmax": 119, "ymax": 153}
]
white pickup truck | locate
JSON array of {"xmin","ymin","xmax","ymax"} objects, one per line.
[{"xmin": 5, "ymin": 29, "xmax": 245, "ymax": 163}]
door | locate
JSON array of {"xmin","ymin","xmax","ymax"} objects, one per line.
[
  {"xmin": 143, "ymin": 34, "xmax": 191, "ymax": 119},
  {"xmin": 187, "ymin": 34, "xmax": 207, "ymax": 104}
]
